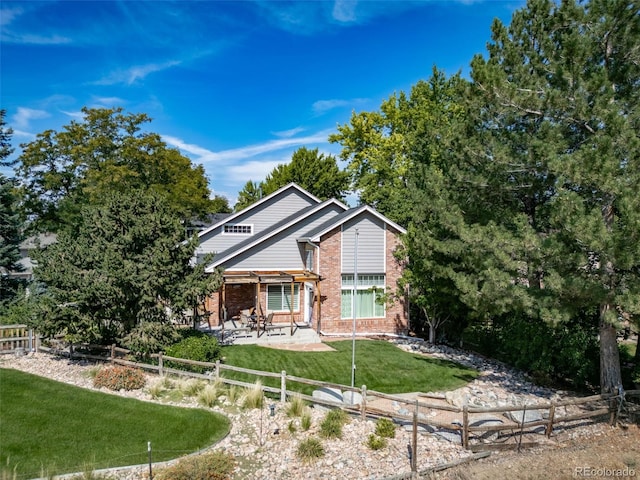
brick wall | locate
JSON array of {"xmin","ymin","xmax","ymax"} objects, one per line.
[{"xmin": 317, "ymin": 226, "xmax": 408, "ymax": 335}]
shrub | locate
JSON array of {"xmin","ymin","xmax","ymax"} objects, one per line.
[
  {"xmin": 198, "ymin": 383, "xmax": 222, "ymax": 408},
  {"xmin": 178, "ymin": 379, "xmax": 205, "ymax": 397},
  {"xmin": 366, "ymin": 433, "xmax": 387, "ymax": 450},
  {"xmin": 319, "ymin": 409, "xmax": 348, "ymax": 439},
  {"xmin": 165, "ymin": 334, "xmax": 221, "ymax": 373},
  {"xmin": 288, "ymin": 420, "xmax": 297, "ymax": 434},
  {"xmin": 155, "ymin": 450, "xmax": 236, "ymax": 480},
  {"xmin": 286, "ymin": 396, "xmax": 306, "ymax": 417},
  {"xmin": 123, "ymin": 322, "xmax": 180, "ymax": 356},
  {"xmin": 300, "ymin": 411, "xmax": 312, "ymax": 431},
  {"xmin": 241, "ymin": 381, "xmax": 264, "ymax": 410},
  {"xmin": 325, "ymin": 408, "xmax": 349, "ymax": 425},
  {"xmin": 375, "ymin": 418, "xmax": 396, "ymax": 438},
  {"xmin": 93, "ymin": 366, "xmax": 146, "ymax": 391},
  {"xmin": 296, "ymin": 437, "xmax": 324, "ymax": 464}
]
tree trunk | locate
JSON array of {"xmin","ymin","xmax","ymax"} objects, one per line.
[
  {"xmin": 599, "ymin": 303, "xmax": 622, "ymax": 393},
  {"xmin": 635, "ymin": 331, "xmax": 640, "ymax": 364},
  {"xmin": 428, "ymin": 323, "xmax": 436, "ymax": 344}
]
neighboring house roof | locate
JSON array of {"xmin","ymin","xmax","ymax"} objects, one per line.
[
  {"xmin": 204, "ymin": 198, "xmax": 348, "ymax": 272},
  {"xmin": 197, "ymin": 183, "xmax": 322, "ymax": 240},
  {"xmin": 298, "ymin": 204, "xmax": 407, "ymax": 243},
  {"xmin": 8, "ymin": 233, "xmax": 57, "ymax": 280}
]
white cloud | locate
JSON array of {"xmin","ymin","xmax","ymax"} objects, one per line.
[
  {"xmin": 163, "ymin": 130, "xmax": 332, "ymax": 164},
  {"xmin": 60, "ymin": 110, "xmax": 85, "ymax": 119},
  {"xmin": 226, "ymin": 159, "xmax": 284, "ymax": 184},
  {"xmin": 11, "ymin": 129, "xmax": 36, "ymax": 140},
  {"xmin": 162, "ymin": 135, "xmax": 217, "ymax": 159},
  {"xmin": 332, "ymin": 0, "xmax": 358, "ymax": 22},
  {"xmin": 0, "ymin": 7, "xmax": 23, "ymax": 26},
  {"xmin": 94, "ymin": 60, "xmax": 181, "ymax": 86},
  {"xmin": 312, "ymin": 98, "xmax": 368, "ymax": 115},
  {"xmin": 1, "ymin": 30, "xmax": 71, "ymax": 45},
  {"xmin": 271, "ymin": 126, "xmax": 305, "ymax": 138},
  {"xmin": 11, "ymin": 107, "xmax": 50, "ymax": 130},
  {"xmin": 91, "ymin": 96, "xmax": 127, "ymax": 107}
]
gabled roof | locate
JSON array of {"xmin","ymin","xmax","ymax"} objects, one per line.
[
  {"xmin": 298, "ymin": 204, "xmax": 407, "ymax": 243},
  {"xmin": 197, "ymin": 183, "xmax": 322, "ymax": 239},
  {"xmin": 204, "ymin": 198, "xmax": 348, "ymax": 272}
]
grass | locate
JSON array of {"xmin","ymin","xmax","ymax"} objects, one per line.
[
  {"xmin": 221, "ymin": 339, "xmax": 477, "ymax": 394},
  {"xmin": 0, "ymin": 369, "xmax": 230, "ymax": 479}
]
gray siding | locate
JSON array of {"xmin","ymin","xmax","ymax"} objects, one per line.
[
  {"xmin": 197, "ymin": 189, "xmax": 317, "ymax": 255},
  {"xmin": 341, "ymin": 213, "xmax": 385, "ymax": 273},
  {"xmin": 223, "ymin": 205, "xmax": 344, "ymax": 271}
]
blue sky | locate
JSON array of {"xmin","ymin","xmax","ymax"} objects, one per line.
[{"xmin": 1, "ymin": 0, "xmax": 524, "ymax": 205}]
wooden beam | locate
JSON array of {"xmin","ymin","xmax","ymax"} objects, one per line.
[
  {"xmin": 290, "ymin": 279, "xmax": 295, "ymax": 335},
  {"xmin": 316, "ymin": 279, "xmax": 321, "ymax": 333}
]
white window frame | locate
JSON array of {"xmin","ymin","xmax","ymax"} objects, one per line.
[
  {"xmin": 267, "ymin": 283, "xmax": 300, "ymax": 312},
  {"xmin": 222, "ymin": 224, "xmax": 253, "ymax": 235},
  {"xmin": 341, "ymin": 274, "xmax": 385, "ymax": 319}
]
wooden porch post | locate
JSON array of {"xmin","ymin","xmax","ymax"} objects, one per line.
[
  {"xmin": 290, "ymin": 279, "xmax": 295, "ymax": 335},
  {"xmin": 316, "ymin": 279, "xmax": 321, "ymax": 333},
  {"xmin": 256, "ymin": 282, "xmax": 261, "ymax": 317},
  {"xmin": 221, "ymin": 283, "xmax": 226, "ymax": 330}
]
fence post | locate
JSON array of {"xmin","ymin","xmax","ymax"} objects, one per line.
[
  {"xmin": 215, "ymin": 360, "xmax": 220, "ymax": 380},
  {"xmin": 158, "ymin": 352, "xmax": 164, "ymax": 377},
  {"xmin": 546, "ymin": 402, "xmax": 556, "ymax": 438},
  {"xmin": 462, "ymin": 405, "xmax": 469, "ymax": 449},
  {"xmin": 411, "ymin": 401, "xmax": 418, "ymax": 474},
  {"xmin": 361, "ymin": 385, "xmax": 367, "ymax": 420},
  {"xmin": 280, "ymin": 370, "xmax": 287, "ymax": 403},
  {"xmin": 34, "ymin": 332, "xmax": 40, "ymax": 353},
  {"xmin": 110, "ymin": 344, "xmax": 116, "ymax": 362},
  {"xmin": 28, "ymin": 329, "xmax": 33, "ymax": 352}
]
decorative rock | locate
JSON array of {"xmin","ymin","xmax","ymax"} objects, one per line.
[
  {"xmin": 312, "ymin": 387, "xmax": 343, "ymax": 411},
  {"xmin": 433, "ymin": 429, "xmax": 462, "ymax": 444},
  {"xmin": 505, "ymin": 409, "xmax": 545, "ymax": 425},
  {"xmin": 343, "ymin": 391, "xmax": 363, "ymax": 406}
]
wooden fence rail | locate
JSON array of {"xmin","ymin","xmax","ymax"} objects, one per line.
[{"xmin": 0, "ymin": 324, "xmax": 38, "ymax": 354}]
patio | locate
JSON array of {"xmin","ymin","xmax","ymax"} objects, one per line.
[{"xmin": 200, "ymin": 320, "xmax": 322, "ymax": 346}]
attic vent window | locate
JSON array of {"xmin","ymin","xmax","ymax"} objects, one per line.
[{"xmin": 223, "ymin": 224, "xmax": 252, "ymax": 235}]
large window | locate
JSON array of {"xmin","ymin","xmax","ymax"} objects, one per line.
[
  {"xmin": 341, "ymin": 274, "xmax": 385, "ymax": 319},
  {"xmin": 267, "ymin": 283, "xmax": 300, "ymax": 312}
]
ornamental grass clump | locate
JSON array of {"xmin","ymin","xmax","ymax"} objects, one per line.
[
  {"xmin": 296, "ymin": 437, "xmax": 324, "ymax": 464},
  {"xmin": 286, "ymin": 395, "xmax": 306, "ymax": 417},
  {"xmin": 319, "ymin": 408, "xmax": 349, "ymax": 439},
  {"xmin": 93, "ymin": 365, "xmax": 146, "ymax": 391},
  {"xmin": 241, "ymin": 381, "xmax": 264, "ymax": 410}
]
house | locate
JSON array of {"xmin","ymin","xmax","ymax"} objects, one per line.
[{"xmin": 196, "ymin": 183, "xmax": 408, "ymax": 336}]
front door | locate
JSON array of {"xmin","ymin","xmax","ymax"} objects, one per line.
[{"xmin": 304, "ymin": 282, "xmax": 314, "ymax": 326}]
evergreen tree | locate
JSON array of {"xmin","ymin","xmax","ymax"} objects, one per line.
[
  {"xmin": 31, "ymin": 193, "xmax": 222, "ymax": 348},
  {"xmin": 409, "ymin": 0, "xmax": 639, "ymax": 392},
  {"xmin": 0, "ymin": 111, "xmax": 23, "ymax": 308}
]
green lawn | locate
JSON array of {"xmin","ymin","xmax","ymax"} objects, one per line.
[
  {"xmin": 0, "ymin": 369, "xmax": 230, "ymax": 479},
  {"xmin": 221, "ymin": 339, "xmax": 478, "ymax": 394}
]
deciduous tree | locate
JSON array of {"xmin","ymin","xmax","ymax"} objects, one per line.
[{"xmin": 15, "ymin": 107, "xmax": 215, "ymax": 232}]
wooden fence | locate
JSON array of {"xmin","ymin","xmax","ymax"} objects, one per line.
[
  {"xmin": 36, "ymin": 340, "xmax": 637, "ymax": 451},
  {"xmin": 5, "ymin": 326, "xmax": 637, "ymax": 477},
  {"xmin": 0, "ymin": 324, "xmax": 38, "ymax": 354}
]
